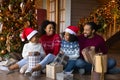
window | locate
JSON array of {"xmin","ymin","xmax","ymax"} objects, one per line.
[
  {"xmin": 47, "ymin": 0, "xmax": 56, "ymax": 21},
  {"xmin": 59, "ymin": 0, "xmax": 65, "ymax": 33},
  {"xmin": 47, "ymin": 0, "xmax": 65, "ymax": 33}
]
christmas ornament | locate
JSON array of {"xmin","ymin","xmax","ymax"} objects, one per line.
[
  {"xmin": 0, "ymin": 49, "xmax": 7, "ymax": 54},
  {"xmin": 19, "ymin": 17, "xmax": 23, "ymax": 21},
  {"xmin": 20, "ymin": 2, "xmax": 25, "ymax": 14},
  {"xmin": 0, "ymin": 22, "xmax": 3, "ymax": 33},
  {"xmin": 0, "ymin": 36, "xmax": 5, "ymax": 41},
  {"xmin": 8, "ymin": 4, "xmax": 13, "ymax": 12}
]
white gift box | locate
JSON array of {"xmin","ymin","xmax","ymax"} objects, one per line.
[
  {"xmin": 28, "ymin": 55, "xmax": 41, "ymax": 76},
  {"xmin": 56, "ymin": 72, "xmax": 73, "ymax": 80},
  {"xmin": 46, "ymin": 63, "xmax": 63, "ymax": 79}
]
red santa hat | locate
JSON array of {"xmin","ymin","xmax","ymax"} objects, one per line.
[
  {"xmin": 20, "ymin": 27, "xmax": 38, "ymax": 41},
  {"xmin": 65, "ymin": 26, "xmax": 79, "ymax": 35}
]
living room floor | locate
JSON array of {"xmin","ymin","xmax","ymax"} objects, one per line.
[{"xmin": 0, "ymin": 53, "xmax": 120, "ymax": 80}]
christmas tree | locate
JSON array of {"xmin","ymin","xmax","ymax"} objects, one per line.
[{"xmin": 0, "ymin": 0, "xmax": 37, "ymax": 59}]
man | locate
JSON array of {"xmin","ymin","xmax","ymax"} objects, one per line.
[{"xmin": 76, "ymin": 22, "xmax": 120, "ymax": 74}]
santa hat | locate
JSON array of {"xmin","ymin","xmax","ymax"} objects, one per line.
[
  {"xmin": 65, "ymin": 26, "xmax": 79, "ymax": 35},
  {"xmin": 20, "ymin": 27, "xmax": 38, "ymax": 41}
]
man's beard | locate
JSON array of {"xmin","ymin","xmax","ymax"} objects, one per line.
[{"xmin": 84, "ymin": 33, "xmax": 92, "ymax": 38}]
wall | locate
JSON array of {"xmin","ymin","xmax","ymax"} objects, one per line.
[
  {"xmin": 35, "ymin": 0, "xmax": 101, "ymax": 32},
  {"xmin": 35, "ymin": 0, "xmax": 43, "ymax": 9},
  {"xmin": 71, "ymin": 0, "xmax": 100, "ymax": 26},
  {"xmin": 65, "ymin": 0, "xmax": 71, "ymax": 30}
]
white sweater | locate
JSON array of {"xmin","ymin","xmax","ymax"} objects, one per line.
[{"xmin": 22, "ymin": 42, "xmax": 45, "ymax": 59}]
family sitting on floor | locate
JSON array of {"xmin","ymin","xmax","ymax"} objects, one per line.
[{"xmin": 8, "ymin": 20, "xmax": 120, "ymax": 77}]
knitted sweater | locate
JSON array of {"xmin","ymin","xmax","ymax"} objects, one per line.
[
  {"xmin": 22, "ymin": 42, "xmax": 45, "ymax": 59},
  {"xmin": 60, "ymin": 40, "xmax": 80, "ymax": 60},
  {"xmin": 78, "ymin": 34, "xmax": 108, "ymax": 58},
  {"xmin": 39, "ymin": 34, "xmax": 61, "ymax": 56}
]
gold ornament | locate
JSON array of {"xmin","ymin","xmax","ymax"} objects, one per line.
[
  {"xmin": 0, "ymin": 49, "xmax": 7, "ymax": 54},
  {"xmin": 19, "ymin": 17, "xmax": 23, "ymax": 21},
  {"xmin": 0, "ymin": 36, "xmax": 5, "ymax": 41}
]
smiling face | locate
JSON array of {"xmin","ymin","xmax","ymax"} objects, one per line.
[
  {"xmin": 64, "ymin": 32, "xmax": 70, "ymax": 41},
  {"xmin": 45, "ymin": 24, "xmax": 54, "ymax": 36},
  {"xmin": 83, "ymin": 24, "xmax": 95, "ymax": 38}
]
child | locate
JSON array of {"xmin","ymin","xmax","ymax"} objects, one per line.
[
  {"xmin": 24, "ymin": 20, "xmax": 61, "ymax": 75},
  {"xmin": 60, "ymin": 26, "xmax": 80, "ymax": 73},
  {"xmin": 9, "ymin": 27, "xmax": 45, "ymax": 76}
]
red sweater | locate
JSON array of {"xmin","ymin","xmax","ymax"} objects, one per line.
[
  {"xmin": 39, "ymin": 34, "xmax": 61, "ymax": 56},
  {"xmin": 78, "ymin": 34, "xmax": 108, "ymax": 58}
]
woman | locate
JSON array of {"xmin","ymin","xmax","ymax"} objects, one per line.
[{"xmin": 25, "ymin": 20, "xmax": 61, "ymax": 76}]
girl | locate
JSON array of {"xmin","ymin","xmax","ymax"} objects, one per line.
[{"xmin": 61, "ymin": 26, "xmax": 80, "ymax": 73}]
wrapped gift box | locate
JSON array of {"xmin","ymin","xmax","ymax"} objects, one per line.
[
  {"xmin": 82, "ymin": 46, "xmax": 95, "ymax": 64},
  {"xmin": 94, "ymin": 54, "xmax": 107, "ymax": 73},
  {"xmin": 46, "ymin": 64, "xmax": 63, "ymax": 79},
  {"xmin": 28, "ymin": 55, "xmax": 41, "ymax": 77},
  {"xmin": 54, "ymin": 53, "xmax": 69, "ymax": 68},
  {"xmin": 56, "ymin": 72, "xmax": 73, "ymax": 80}
]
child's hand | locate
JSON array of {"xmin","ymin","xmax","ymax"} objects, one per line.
[
  {"xmin": 59, "ymin": 50, "xmax": 64, "ymax": 54},
  {"xmin": 29, "ymin": 52, "xmax": 34, "ymax": 56},
  {"xmin": 34, "ymin": 51, "xmax": 40, "ymax": 56},
  {"xmin": 28, "ymin": 52, "xmax": 40, "ymax": 56}
]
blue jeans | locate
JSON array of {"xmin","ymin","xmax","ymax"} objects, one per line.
[
  {"xmin": 75, "ymin": 58, "xmax": 116, "ymax": 73},
  {"xmin": 107, "ymin": 58, "xmax": 116, "ymax": 70},
  {"xmin": 17, "ymin": 53, "xmax": 55, "ymax": 69},
  {"xmin": 64, "ymin": 60, "xmax": 76, "ymax": 72},
  {"xmin": 17, "ymin": 58, "xmax": 28, "ymax": 68},
  {"xmin": 39, "ymin": 53, "xmax": 55, "ymax": 68},
  {"xmin": 75, "ymin": 59, "xmax": 92, "ymax": 73}
]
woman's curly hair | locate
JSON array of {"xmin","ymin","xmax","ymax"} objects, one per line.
[{"xmin": 38, "ymin": 20, "xmax": 56, "ymax": 35}]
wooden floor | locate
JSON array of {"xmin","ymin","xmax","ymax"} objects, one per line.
[
  {"xmin": 0, "ymin": 70, "xmax": 120, "ymax": 80},
  {"xmin": 0, "ymin": 53, "xmax": 120, "ymax": 80}
]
